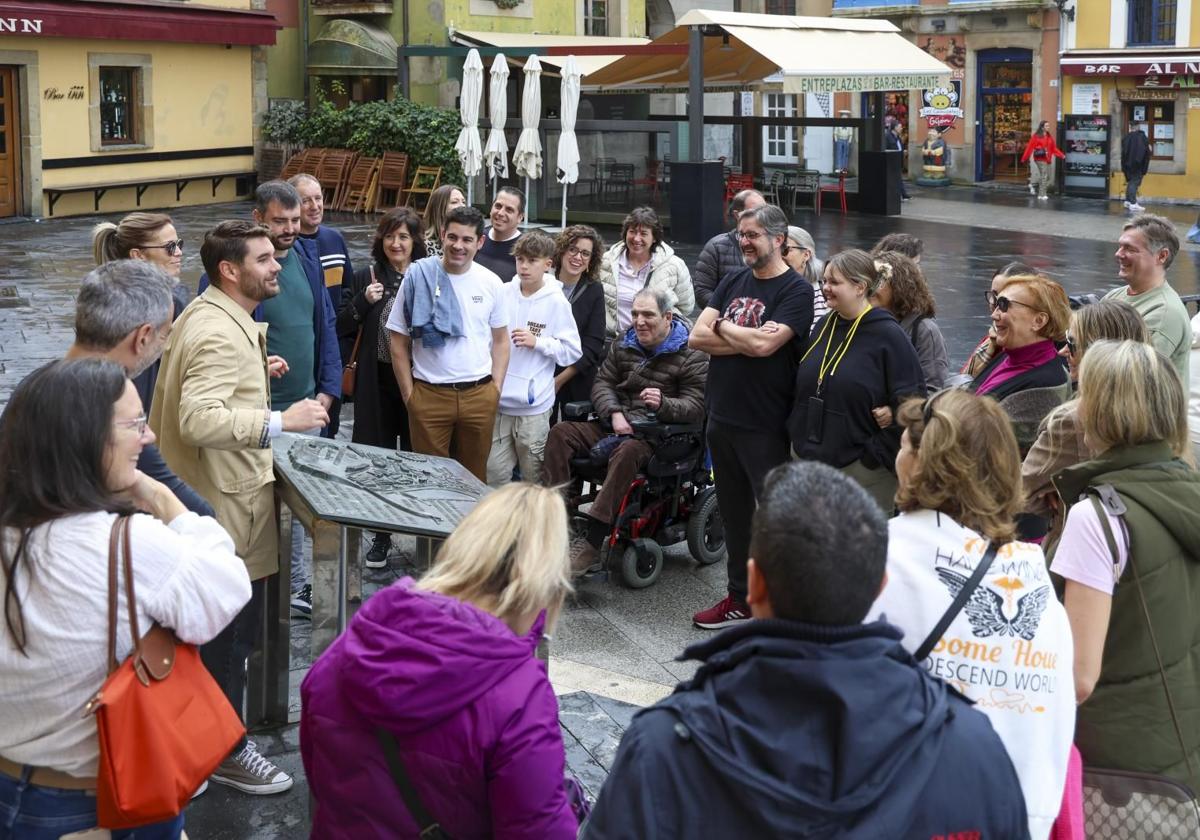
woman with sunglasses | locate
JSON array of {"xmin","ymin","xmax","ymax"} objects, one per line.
[
  {"xmin": 960, "ymin": 261, "xmax": 1038, "ymax": 380},
  {"xmin": 1022, "ymin": 301, "xmax": 1148, "ymax": 549},
  {"xmin": 787, "ymin": 249, "xmax": 924, "ymax": 513},
  {"xmin": 1050, "ymin": 340, "xmax": 1200, "ymax": 788},
  {"xmin": 968, "ymin": 273, "xmax": 1072, "ymax": 450},
  {"xmin": 866, "ymin": 389, "xmax": 1074, "ymax": 840},
  {"xmin": 93, "ymin": 212, "xmax": 186, "ymax": 282},
  {"xmin": 783, "ymin": 226, "xmax": 827, "ymax": 328},
  {"xmin": 0, "ymin": 359, "xmax": 250, "ymax": 839},
  {"xmin": 551, "ymin": 225, "xmax": 606, "ymax": 418}
]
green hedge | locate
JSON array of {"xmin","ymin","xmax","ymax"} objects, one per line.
[{"xmin": 262, "ymin": 96, "xmax": 465, "ymax": 186}]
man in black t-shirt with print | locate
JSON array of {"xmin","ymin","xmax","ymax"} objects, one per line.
[{"xmin": 688, "ymin": 204, "xmax": 814, "ymax": 628}]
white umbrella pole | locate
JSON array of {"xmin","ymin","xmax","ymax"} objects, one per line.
[
  {"xmin": 467, "ymin": 179, "xmax": 473, "ymax": 206},
  {"xmin": 493, "ymin": 172, "xmax": 498, "ymax": 203},
  {"xmin": 525, "ymin": 176, "xmax": 531, "ymax": 214},
  {"xmin": 560, "ymin": 186, "xmax": 567, "ymax": 229}
]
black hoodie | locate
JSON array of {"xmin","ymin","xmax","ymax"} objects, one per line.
[
  {"xmin": 583, "ymin": 620, "xmax": 1029, "ymax": 839},
  {"xmin": 788, "ymin": 308, "xmax": 925, "ymax": 470}
]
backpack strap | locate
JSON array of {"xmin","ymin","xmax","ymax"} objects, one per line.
[
  {"xmin": 375, "ymin": 728, "xmax": 451, "ymax": 839},
  {"xmin": 914, "ymin": 541, "xmax": 1000, "ymax": 662},
  {"xmin": 908, "ymin": 314, "xmax": 927, "ymax": 348},
  {"xmin": 1086, "ymin": 483, "xmax": 1196, "ymax": 791}
]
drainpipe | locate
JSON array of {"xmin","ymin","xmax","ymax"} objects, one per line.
[
  {"xmin": 400, "ymin": 0, "xmax": 411, "ymax": 99},
  {"xmin": 302, "ymin": 0, "xmax": 311, "ymax": 100}
]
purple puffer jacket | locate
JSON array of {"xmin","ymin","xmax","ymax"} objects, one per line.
[{"xmin": 300, "ymin": 577, "xmax": 577, "ymax": 839}]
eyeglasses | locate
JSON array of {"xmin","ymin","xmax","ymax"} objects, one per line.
[
  {"xmin": 736, "ymin": 230, "xmax": 764, "ymax": 242},
  {"xmin": 566, "ymin": 245, "xmax": 593, "ymax": 261},
  {"xmin": 114, "ymin": 415, "xmax": 149, "ymax": 435},
  {"xmin": 984, "ymin": 290, "xmax": 1043, "ymax": 315},
  {"xmin": 141, "ymin": 239, "xmax": 184, "ymax": 256},
  {"xmin": 1065, "ymin": 333, "xmax": 1078, "ymax": 356}
]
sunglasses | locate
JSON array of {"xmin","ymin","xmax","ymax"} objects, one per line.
[
  {"xmin": 984, "ymin": 290, "xmax": 1043, "ymax": 315},
  {"xmin": 141, "ymin": 239, "xmax": 184, "ymax": 256}
]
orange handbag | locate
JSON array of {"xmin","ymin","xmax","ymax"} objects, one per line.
[{"xmin": 87, "ymin": 515, "xmax": 245, "ymax": 829}]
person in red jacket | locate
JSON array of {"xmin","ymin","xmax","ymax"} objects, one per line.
[{"xmin": 1020, "ymin": 121, "xmax": 1066, "ymax": 200}]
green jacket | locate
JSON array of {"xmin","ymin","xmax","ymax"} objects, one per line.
[{"xmin": 1053, "ymin": 442, "xmax": 1200, "ymax": 788}]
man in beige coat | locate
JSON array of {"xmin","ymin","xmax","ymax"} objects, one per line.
[{"xmin": 152, "ymin": 219, "xmax": 328, "ymax": 796}]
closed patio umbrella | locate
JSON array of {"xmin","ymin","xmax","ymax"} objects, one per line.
[
  {"xmin": 556, "ymin": 55, "xmax": 581, "ymax": 229},
  {"xmin": 513, "ymin": 54, "xmax": 543, "ymax": 210},
  {"xmin": 455, "ymin": 48, "xmax": 484, "ymax": 205},
  {"xmin": 483, "ymin": 53, "xmax": 510, "ymax": 202}
]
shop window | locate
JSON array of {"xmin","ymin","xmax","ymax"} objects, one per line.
[
  {"xmin": 583, "ymin": 0, "xmax": 607, "ymax": 36},
  {"xmin": 99, "ymin": 67, "xmax": 139, "ymax": 145},
  {"xmin": 1127, "ymin": 0, "xmax": 1176, "ymax": 46},
  {"xmin": 1126, "ymin": 102, "xmax": 1175, "ymax": 160},
  {"xmin": 982, "ymin": 62, "xmax": 1033, "ymax": 89},
  {"xmin": 765, "ymin": 0, "xmax": 793, "ymax": 14}
]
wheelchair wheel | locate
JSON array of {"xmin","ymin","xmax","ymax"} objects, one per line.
[
  {"xmin": 686, "ymin": 487, "xmax": 726, "ymax": 566},
  {"xmin": 619, "ymin": 540, "xmax": 663, "ymax": 589}
]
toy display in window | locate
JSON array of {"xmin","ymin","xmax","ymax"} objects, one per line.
[
  {"xmin": 833, "ymin": 110, "xmax": 853, "ymax": 173},
  {"xmin": 918, "ymin": 129, "xmax": 951, "ymax": 186}
]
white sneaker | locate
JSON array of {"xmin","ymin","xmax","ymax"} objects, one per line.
[
  {"xmin": 1029, "ymin": 185, "xmax": 1036, "ymax": 195},
  {"xmin": 211, "ymin": 740, "xmax": 294, "ymax": 795},
  {"xmin": 1123, "ymin": 200, "xmax": 1132, "ymax": 208},
  {"xmin": 191, "ymin": 779, "xmax": 208, "ymax": 799},
  {"xmin": 1038, "ymin": 195, "xmax": 1049, "ymax": 200},
  {"xmin": 1130, "ymin": 202, "xmax": 1145, "ymax": 212}
]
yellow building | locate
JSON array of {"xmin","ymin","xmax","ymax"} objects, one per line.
[
  {"xmin": 1062, "ymin": 0, "xmax": 1199, "ymax": 201},
  {"xmin": 0, "ymin": 0, "xmax": 277, "ymax": 218}
]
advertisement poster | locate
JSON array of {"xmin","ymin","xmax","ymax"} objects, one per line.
[{"xmin": 1071, "ymin": 83, "xmax": 1103, "ymax": 114}]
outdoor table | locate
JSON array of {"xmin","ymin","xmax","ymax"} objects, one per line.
[{"xmin": 245, "ymin": 433, "xmax": 487, "ymax": 726}]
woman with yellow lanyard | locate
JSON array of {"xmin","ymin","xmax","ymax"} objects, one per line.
[{"xmin": 787, "ymin": 249, "xmax": 925, "ymax": 513}]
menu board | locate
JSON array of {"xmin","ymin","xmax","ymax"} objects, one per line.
[{"xmin": 1062, "ymin": 114, "xmax": 1110, "ymax": 197}]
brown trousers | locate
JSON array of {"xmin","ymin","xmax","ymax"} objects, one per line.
[
  {"xmin": 407, "ymin": 379, "xmax": 499, "ymax": 482},
  {"xmin": 542, "ymin": 420, "xmax": 653, "ymax": 524}
]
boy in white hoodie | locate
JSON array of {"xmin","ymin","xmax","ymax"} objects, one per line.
[{"xmin": 486, "ymin": 230, "xmax": 582, "ymax": 487}]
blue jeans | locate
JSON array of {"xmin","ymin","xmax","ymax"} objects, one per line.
[
  {"xmin": 0, "ymin": 767, "xmax": 183, "ymax": 839},
  {"xmin": 834, "ymin": 138, "xmax": 850, "ymax": 171}
]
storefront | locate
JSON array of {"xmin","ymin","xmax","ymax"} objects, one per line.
[
  {"xmin": 1061, "ymin": 50, "xmax": 1200, "ymax": 202},
  {"xmin": 0, "ymin": 1, "xmax": 278, "ymax": 218},
  {"xmin": 976, "ymin": 49, "xmax": 1033, "ymax": 183}
]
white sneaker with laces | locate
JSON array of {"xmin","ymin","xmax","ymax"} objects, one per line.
[{"xmin": 210, "ymin": 740, "xmax": 294, "ymax": 795}]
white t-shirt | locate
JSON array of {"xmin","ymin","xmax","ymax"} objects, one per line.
[
  {"xmin": 387, "ymin": 260, "xmax": 507, "ymax": 384},
  {"xmin": 615, "ymin": 254, "xmax": 652, "ymax": 332},
  {"xmin": 866, "ymin": 509, "xmax": 1075, "ymax": 840},
  {"xmin": 0, "ymin": 511, "xmax": 251, "ymax": 777},
  {"xmin": 1050, "ymin": 499, "xmax": 1128, "ymax": 594}
]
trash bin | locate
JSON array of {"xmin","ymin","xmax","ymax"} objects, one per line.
[
  {"xmin": 858, "ymin": 151, "xmax": 901, "ymax": 216},
  {"xmin": 669, "ymin": 160, "xmax": 725, "ymax": 244}
]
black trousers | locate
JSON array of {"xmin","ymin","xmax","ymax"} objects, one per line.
[
  {"xmin": 200, "ymin": 576, "xmax": 266, "ymax": 753},
  {"xmin": 707, "ymin": 419, "xmax": 791, "ymax": 601}
]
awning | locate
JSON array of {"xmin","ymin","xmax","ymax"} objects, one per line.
[
  {"xmin": 449, "ymin": 30, "xmax": 651, "ymax": 77},
  {"xmin": 0, "ymin": 0, "xmax": 279, "ymax": 46},
  {"xmin": 583, "ymin": 9, "xmax": 950, "ymax": 94},
  {"xmin": 1061, "ymin": 50, "xmax": 1200, "ymax": 77},
  {"xmin": 308, "ymin": 18, "xmax": 398, "ymax": 75}
]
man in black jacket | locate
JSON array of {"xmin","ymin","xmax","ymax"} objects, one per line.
[
  {"xmin": 692, "ymin": 189, "xmax": 764, "ymax": 309},
  {"xmin": 65, "ymin": 260, "xmax": 214, "ymax": 517},
  {"xmin": 1121, "ymin": 123, "xmax": 1151, "ymax": 212},
  {"xmin": 583, "ymin": 462, "xmax": 1030, "ymax": 839}
]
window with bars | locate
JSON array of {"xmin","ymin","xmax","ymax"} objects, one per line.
[
  {"xmin": 1127, "ymin": 0, "xmax": 1176, "ymax": 46},
  {"xmin": 584, "ymin": 0, "xmax": 607, "ymax": 36}
]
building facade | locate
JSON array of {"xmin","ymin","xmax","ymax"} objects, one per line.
[
  {"xmin": 0, "ymin": 0, "xmax": 276, "ymax": 218},
  {"xmin": 1062, "ymin": 0, "xmax": 1199, "ymax": 201},
  {"xmin": 832, "ymin": 0, "xmax": 1063, "ymax": 187}
]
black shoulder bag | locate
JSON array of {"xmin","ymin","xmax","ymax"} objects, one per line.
[
  {"xmin": 913, "ymin": 541, "xmax": 1000, "ymax": 662},
  {"xmin": 375, "ymin": 728, "xmax": 452, "ymax": 839}
]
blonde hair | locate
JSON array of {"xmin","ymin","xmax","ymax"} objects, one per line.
[
  {"xmin": 995, "ymin": 273, "xmax": 1071, "ymax": 342},
  {"xmin": 417, "ymin": 483, "xmax": 572, "ymax": 630},
  {"xmin": 1071, "ymin": 300, "xmax": 1147, "ymax": 357},
  {"xmin": 1078, "ymin": 340, "xmax": 1191, "ymax": 461},
  {"xmin": 896, "ymin": 390, "xmax": 1022, "ymax": 542},
  {"xmin": 92, "ymin": 212, "xmax": 174, "ymax": 265}
]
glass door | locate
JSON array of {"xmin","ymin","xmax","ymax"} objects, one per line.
[{"xmin": 980, "ymin": 95, "xmax": 998, "ymax": 181}]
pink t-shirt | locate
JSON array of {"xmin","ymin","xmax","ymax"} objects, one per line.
[{"xmin": 1050, "ymin": 499, "xmax": 1129, "ymax": 594}]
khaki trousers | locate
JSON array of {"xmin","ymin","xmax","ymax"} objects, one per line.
[
  {"xmin": 407, "ymin": 379, "xmax": 500, "ymax": 482},
  {"xmin": 841, "ymin": 458, "xmax": 898, "ymax": 516},
  {"xmin": 486, "ymin": 408, "xmax": 553, "ymax": 487}
]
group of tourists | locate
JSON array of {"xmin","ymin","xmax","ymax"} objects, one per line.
[{"xmin": 0, "ymin": 169, "xmax": 1196, "ymax": 840}]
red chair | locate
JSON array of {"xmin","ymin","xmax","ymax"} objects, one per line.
[
  {"xmin": 816, "ymin": 171, "xmax": 847, "ymax": 216},
  {"xmin": 724, "ymin": 172, "xmax": 755, "ymax": 210},
  {"xmin": 632, "ymin": 159, "xmax": 662, "ymax": 204}
]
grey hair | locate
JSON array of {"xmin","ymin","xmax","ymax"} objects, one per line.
[
  {"xmin": 74, "ymin": 260, "xmax": 174, "ymax": 350},
  {"xmin": 730, "ymin": 189, "xmax": 764, "ymax": 218},
  {"xmin": 740, "ymin": 204, "xmax": 790, "ymax": 241},
  {"xmin": 786, "ymin": 226, "xmax": 822, "ymax": 287},
  {"xmin": 287, "ymin": 172, "xmax": 321, "ymax": 191},
  {"xmin": 632, "ymin": 286, "xmax": 671, "ymax": 315},
  {"xmin": 254, "ymin": 180, "xmax": 301, "ymax": 214},
  {"xmin": 1123, "ymin": 213, "xmax": 1180, "ymax": 270}
]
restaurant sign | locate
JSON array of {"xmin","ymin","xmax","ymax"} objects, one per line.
[
  {"xmin": 1139, "ymin": 74, "xmax": 1200, "ymax": 90},
  {"xmin": 1064, "ymin": 58, "xmax": 1200, "ymax": 77},
  {"xmin": 784, "ymin": 73, "xmax": 947, "ymax": 95}
]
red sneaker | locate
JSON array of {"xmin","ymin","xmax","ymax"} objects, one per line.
[{"xmin": 693, "ymin": 595, "xmax": 751, "ymax": 630}]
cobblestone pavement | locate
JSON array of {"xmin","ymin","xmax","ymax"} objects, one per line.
[{"xmin": 1, "ymin": 189, "xmax": 1196, "ymax": 837}]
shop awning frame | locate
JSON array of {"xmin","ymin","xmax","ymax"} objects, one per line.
[
  {"xmin": 446, "ymin": 30, "xmax": 658, "ymax": 77},
  {"xmin": 0, "ymin": 0, "xmax": 279, "ymax": 46}
]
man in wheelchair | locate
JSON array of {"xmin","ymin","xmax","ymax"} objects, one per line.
[{"xmin": 542, "ymin": 288, "xmax": 708, "ymax": 572}]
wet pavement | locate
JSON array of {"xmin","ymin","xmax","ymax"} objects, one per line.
[{"xmin": 0, "ymin": 189, "xmax": 1197, "ymax": 837}]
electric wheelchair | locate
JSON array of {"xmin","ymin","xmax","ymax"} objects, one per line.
[{"xmin": 560, "ymin": 401, "xmax": 726, "ymax": 589}]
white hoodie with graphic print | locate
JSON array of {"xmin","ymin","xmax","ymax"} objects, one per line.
[
  {"xmin": 498, "ymin": 276, "xmax": 582, "ymax": 416},
  {"xmin": 866, "ymin": 509, "xmax": 1075, "ymax": 840}
]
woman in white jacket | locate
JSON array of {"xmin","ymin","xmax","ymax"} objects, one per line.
[
  {"xmin": 865, "ymin": 389, "xmax": 1074, "ymax": 840},
  {"xmin": 487, "ymin": 231, "xmax": 582, "ymax": 487},
  {"xmin": 0, "ymin": 359, "xmax": 251, "ymax": 839},
  {"xmin": 598, "ymin": 207, "xmax": 694, "ymax": 338}
]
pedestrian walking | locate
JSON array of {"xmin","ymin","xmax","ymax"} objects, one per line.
[
  {"xmin": 689, "ymin": 205, "xmax": 813, "ymax": 629},
  {"xmin": 338, "ymin": 208, "xmax": 428, "ymax": 569},
  {"xmin": 1121, "ymin": 123, "xmax": 1151, "ymax": 211},
  {"xmin": 885, "ymin": 118, "xmax": 911, "ymax": 202},
  {"xmin": 302, "ymin": 483, "xmax": 582, "ymax": 839},
  {"xmin": 1020, "ymin": 121, "xmax": 1065, "ymax": 200},
  {"xmin": 0, "ymin": 359, "xmax": 251, "ymax": 838}
]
